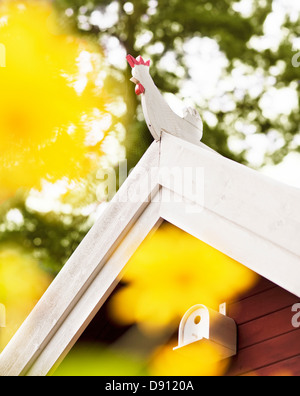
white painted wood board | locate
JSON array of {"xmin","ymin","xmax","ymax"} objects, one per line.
[
  {"xmin": 0, "ymin": 141, "xmax": 160, "ymax": 376},
  {"xmin": 159, "ymin": 132, "xmax": 300, "ymax": 258},
  {"xmin": 26, "ymin": 198, "xmax": 162, "ymax": 376}
]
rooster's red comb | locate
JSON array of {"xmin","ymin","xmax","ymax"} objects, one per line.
[{"xmin": 127, "ymin": 54, "xmax": 151, "ymax": 68}]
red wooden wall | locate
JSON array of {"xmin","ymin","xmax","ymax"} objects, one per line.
[{"xmin": 226, "ymin": 277, "xmax": 300, "ymax": 376}]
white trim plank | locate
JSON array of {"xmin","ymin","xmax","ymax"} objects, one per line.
[
  {"xmin": 26, "ymin": 198, "xmax": 162, "ymax": 376},
  {"xmin": 160, "ymin": 188, "xmax": 300, "ymax": 298},
  {"xmin": 159, "ymin": 132, "xmax": 300, "ymax": 259},
  {"xmin": 0, "ymin": 140, "xmax": 160, "ymax": 376}
]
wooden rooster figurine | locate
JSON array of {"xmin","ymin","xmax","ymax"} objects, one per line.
[{"xmin": 127, "ymin": 54, "xmax": 203, "ymax": 145}]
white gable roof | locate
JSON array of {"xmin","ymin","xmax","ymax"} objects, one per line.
[{"xmin": 1, "ymin": 58, "xmax": 300, "ymax": 376}]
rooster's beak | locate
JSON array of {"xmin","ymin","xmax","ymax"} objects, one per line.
[{"xmin": 130, "ymin": 77, "xmax": 140, "ymax": 85}]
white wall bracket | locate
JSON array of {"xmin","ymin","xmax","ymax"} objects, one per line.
[{"xmin": 174, "ymin": 304, "xmax": 237, "ymax": 360}]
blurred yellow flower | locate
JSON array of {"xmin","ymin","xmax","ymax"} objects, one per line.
[
  {"xmin": 0, "ymin": 1, "xmax": 109, "ymax": 201},
  {"xmin": 110, "ymin": 224, "xmax": 257, "ymax": 332},
  {"xmin": 149, "ymin": 340, "xmax": 230, "ymax": 376},
  {"xmin": 0, "ymin": 246, "xmax": 53, "ymax": 350}
]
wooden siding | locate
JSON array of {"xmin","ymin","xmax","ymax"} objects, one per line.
[{"xmin": 226, "ymin": 277, "xmax": 300, "ymax": 376}]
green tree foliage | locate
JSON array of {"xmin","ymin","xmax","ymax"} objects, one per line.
[{"xmin": 0, "ymin": 195, "xmax": 91, "ymax": 274}]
